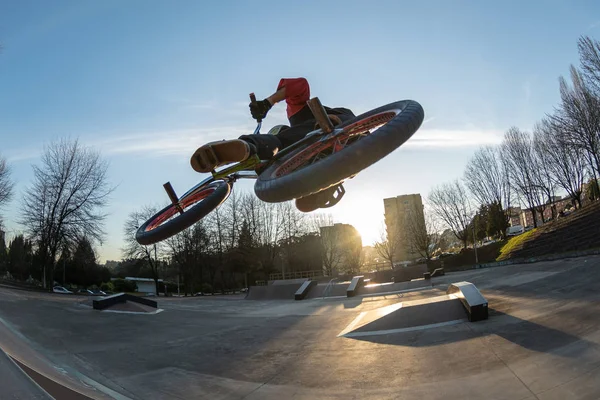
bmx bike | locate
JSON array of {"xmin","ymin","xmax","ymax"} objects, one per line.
[{"xmin": 135, "ymin": 95, "xmax": 424, "ymax": 245}]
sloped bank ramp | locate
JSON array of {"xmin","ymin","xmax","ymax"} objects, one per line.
[
  {"xmin": 0, "ymin": 346, "xmax": 50, "ymax": 399},
  {"xmin": 246, "ymin": 279, "xmax": 308, "ymax": 300},
  {"xmin": 338, "ymin": 294, "xmax": 468, "ymax": 338}
]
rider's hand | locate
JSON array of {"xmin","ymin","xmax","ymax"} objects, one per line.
[{"xmin": 249, "ymin": 99, "xmax": 272, "ymax": 121}]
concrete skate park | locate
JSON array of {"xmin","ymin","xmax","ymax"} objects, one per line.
[{"xmin": 1, "ymin": 255, "xmax": 600, "ymax": 400}]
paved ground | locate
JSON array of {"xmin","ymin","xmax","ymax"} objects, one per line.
[{"xmin": 1, "ymin": 255, "xmax": 600, "ymax": 399}]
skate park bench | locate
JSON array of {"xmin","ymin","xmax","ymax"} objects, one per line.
[
  {"xmin": 347, "ymin": 276, "xmax": 364, "ymax": 297},
  {"xmin": 93, "ymin": 293, "xmax": 157, "ymax": 310},
  {"xmin": 446, "ymin": 282, "xmax": 488, "ymax": 322}
]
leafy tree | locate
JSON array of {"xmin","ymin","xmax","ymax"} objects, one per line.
[
  {"xmin": 0, "ymin": 228, "xmax": 7, "ymax": 274},
  {"xmin": 112, "ymin": 278, "xmax": 137, "ymax": 293},
  {"xmin": 7, "ymin": 235, "xmax": 34, "ymax": 281}
]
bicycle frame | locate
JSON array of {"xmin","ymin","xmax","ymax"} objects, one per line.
[{"xmin": 170, "ymin": 97, "xmax": 342, "ymax": 204}]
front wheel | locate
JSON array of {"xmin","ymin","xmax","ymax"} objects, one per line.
[
  {"xmin": 135, "ymin": 180, "xmax": 231, "ymax": 245},
  {"xmin": 254, "ymin": 100, "xmax": 424, "ymax": 203}
]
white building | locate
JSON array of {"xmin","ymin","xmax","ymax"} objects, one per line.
[{"xmin": 124, "ymin": 277, "xmax": 163, "ymax": 294}]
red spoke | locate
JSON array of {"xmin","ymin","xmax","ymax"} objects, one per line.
[
  {"xmin": 145, "ymin": 187, "xmax": 216, "ymax": 232},
  {"xmin": 273, "ymin": 111, "xmax": 398, "ymax": 178}
]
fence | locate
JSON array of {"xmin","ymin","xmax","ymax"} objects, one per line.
[{"xmin": 268, "ymin": 270, "xmax": 323, "ymax": 281}]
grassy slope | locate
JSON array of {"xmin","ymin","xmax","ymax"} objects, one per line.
[{"xmin": 496, "ymin": 229, "xmax": 538, "ymax": 261}]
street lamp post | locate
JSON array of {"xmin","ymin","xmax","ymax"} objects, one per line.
[{"xmin": 473, "ymin": 215, "xmax": 479, "ymax": 266}]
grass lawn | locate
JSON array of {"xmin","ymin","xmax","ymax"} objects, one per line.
[{"xmin": 497, "ymin": 229, "xmax": 538, "ymax": 261}]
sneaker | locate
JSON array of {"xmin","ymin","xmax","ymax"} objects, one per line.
[{"xmin": 190, "ymin": 139, "xmax": 252, "ymax": 173}]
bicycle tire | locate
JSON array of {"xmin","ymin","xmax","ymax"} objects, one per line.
[
  {"xmin": 254, "ymin": 100, "xmax": 424, "ymax": 203},
  {"xmin": 135, "ymin": 180, "xmax": 231, "ymax": 245}
]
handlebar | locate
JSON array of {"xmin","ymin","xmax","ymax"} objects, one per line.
[{"xmin": 250, "ymin": 93, "xmax": 261, "ymax": 134}]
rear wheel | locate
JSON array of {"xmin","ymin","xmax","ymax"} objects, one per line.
[
  {"xmin": 254, "ymin": 100, "xmax": 424, "ymax": 203},
  {"xmin": 135, "ymin": 180, "xmax": 231, "ymax": 245}
]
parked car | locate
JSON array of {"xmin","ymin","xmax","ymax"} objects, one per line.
[
  {"xmin": 506, "ymin": 225, "xmax": 525, "ymax": 236},
  {"xmin": 77, "ymin": 289, "xmax": 95, "ymax": 295},
  {"xmin": 91, "ymin": 289, "xmax": 107, "ymax": 296},
  {"xmin": 53, "ymin": 286, "xmax": 73, "ymax": 294}
]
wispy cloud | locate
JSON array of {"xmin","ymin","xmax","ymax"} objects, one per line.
[
  {"xmin": 588, "ymin": 20, "xmax": 600, "ymax": 30},
  {"xmin": 6, "ymin": 149, "xmax": 41, "ymax": 163},
  {"xmin": 6, "ymin": 120, "xmax": 501, "ymax": 164},
  {"xmin": 423, "ymin": 116, "xmax": 436, "ymax": 125},
  {"xmin": 88, "ymin": 125, "xmax": 254, "ymax": 157},
  {"xmin": 184, "ymin": 100, "xmax": 219, "ymax": 110},
  {"xmin": 406, "ymin": 128, "xmax": 503, "ymax": 148},
  {"xmin": 523, "ymin": 81, "xmax": 531, "ymax": 103}
]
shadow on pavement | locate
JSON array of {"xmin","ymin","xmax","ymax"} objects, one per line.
[{"xmin": 347, "ymin": 308, "xmax": 598, "ymax": 358}]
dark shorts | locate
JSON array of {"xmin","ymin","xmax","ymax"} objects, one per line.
[{"xmin": 239, "ymin": 105, "xmax": 355, "ymax": 160}]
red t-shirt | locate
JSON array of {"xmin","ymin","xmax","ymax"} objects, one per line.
[{"xmin": 277, "ymin": 78, "xmax": 310, "ymax": 118}]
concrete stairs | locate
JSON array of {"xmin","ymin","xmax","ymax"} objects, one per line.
[{"xmin": 503, "ymin": 200, "xmax": 600, "ymax": 260}]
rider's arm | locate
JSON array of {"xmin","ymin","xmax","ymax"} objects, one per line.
[
  {"xmin": 267, "ymin": 87, "xmax": 286, "ymax": 105},
  {"xmin": 270, "ymin": 78, "xmax": 310, "ymax": 118}
]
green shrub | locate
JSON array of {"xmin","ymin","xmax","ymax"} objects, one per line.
[
  {"xmin": 112, "ymin": 279, "xmax": 137, "ymax": 293},
  {"xmin": 100, "ymin": 281, "xmax": 114, "ymax": 292},
  {"xmin": 201, "ymin": 283, "xmax": 212, "ymax": 294}
]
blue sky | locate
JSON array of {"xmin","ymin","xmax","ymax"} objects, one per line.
[{"xmin": 1, "ymin": 0, "xmax": 598, "ymax": 262}]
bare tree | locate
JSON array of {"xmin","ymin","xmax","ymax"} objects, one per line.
[
  {"xmin": 247, "ymin": 200, "xmax": 286, "ymax": 279},
  {"xmin": 551, "ymin": 67, "xmax": 600, "ymax": 185},
  {"xmin": 531, "ymin": 127, "xmax": 558, "ymax": 221},
  {"xmin": 406, "ymin": 203, "xmax": 440, "ymax": 260},
  {"xmin": 464, "ymin": 146, "xmax": 511, "ymax": 230},
  {"xmin": 374, "ymin": 223, "xmax": 398, "ymax": 268},
  {"xmin": 345, "ymin": 239, "xmax": 363, "ymax": 276},
  {"xmin": 501, "ymin": 128, "xmax": 546, "ymax": 227},
  {"xmin": 205, "ymin": 206, "xmax": 227, "ymax": 292},
  {"xmin": 122, "ymin": 206, "xmax": 164, "ymax": 295},
  {"xmin": 166, "ymin": 222, "xmax": 210, "ymax": 296},
  {"xmin": 311, "ymin": 214, "xmax": 342, "ymax": 276},
  {"xmin": 428, "ymin": 180, "xmax": 471, "ymax": 248},
  {"xmin": 278, "ymin": 201, "xmax": 305, "ymax": 277},
  {"xmin": 534, "ymin": 118, "xmax": 586, "ymax": 208},
  {"xmin": 0, "ymin": 155, "xmax": 13, "ymax": 209},
  {"xmin": 21, "ymin": 139, "xmax": 112, "ymax": 288},
  {"xmin": 578, "ymin": 35, "xmax": 600, "ymax": 93}
]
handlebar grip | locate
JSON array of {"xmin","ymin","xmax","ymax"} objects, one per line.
[{"xmin": 249, "ymin": 93, "xmax": 261, "ymax": 123}]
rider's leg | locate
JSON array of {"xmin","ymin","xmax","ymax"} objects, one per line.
[
  {"xmin": 190, "ymin": 139, "xmax": 255, "ymax": 173},
  {"xmin": 190, "ymin": 106, "xmax": 355, "ymax": 173}
]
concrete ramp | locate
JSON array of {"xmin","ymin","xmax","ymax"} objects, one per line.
[
  {"xmin": 360, "ymin": 279, "xmax": 432, "ymax": 296},
  {"xmin": 338, "ymin": 295, "xmax": 467, "ymax": 338},
  {"xmin": 0, "ymin": 347, "xmax": 51, "ymax": 399},
  {"xmin": 246, "ymin": 279, "xmax": 307, "ymax": 300},
  {"xmin": 305, "ymin": 282, "xmax": 350, "ymax": 299}
]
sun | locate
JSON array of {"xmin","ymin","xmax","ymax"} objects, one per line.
[{"xmin": 328, "ymin": 197, "xmax": 385, "ymax": 247}]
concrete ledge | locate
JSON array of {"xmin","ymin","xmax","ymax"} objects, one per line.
[
  {"xmin": 477, "ymin": 248, "xmax": 600, "ymax": 270},
  {"xmin": 92, "ymin": 293, "xmax": 157, "ymax": 310},
  {"xmin": 446, "ymin": 282, "xmax": 488, "ymax": 322},
  {"xmin": 431, "ymin": 268, "xmax": 445, "ymax": 277},
  {"xmin": 347, "ymin": 276, "xmax": 364, "ymax": 298},
  {"xmin": 294, "ymin": 280, "xmax": 317, "ymax": 301}
]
